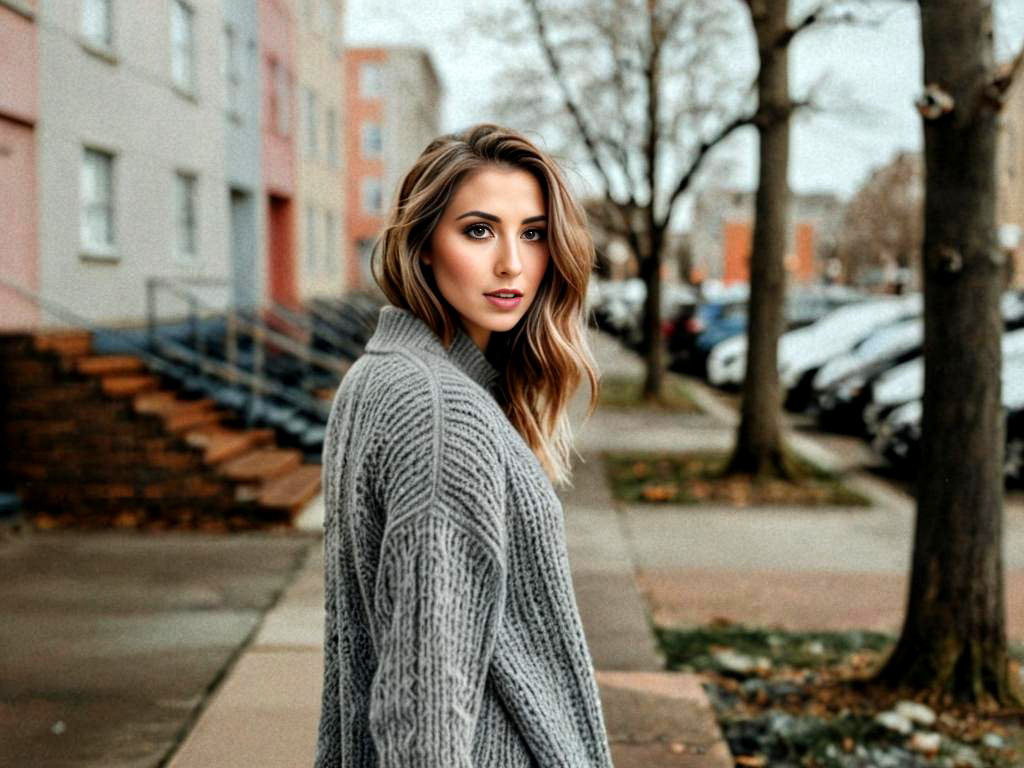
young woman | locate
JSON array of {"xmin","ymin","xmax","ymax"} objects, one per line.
[{"xmin": 314, "ymin": 123, "xmax": 613, "ymax": 767}]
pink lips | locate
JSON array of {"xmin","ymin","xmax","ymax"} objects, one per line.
[{"xmin": 484, "ymin": 294, "xmax": 522, "ymax": 309}]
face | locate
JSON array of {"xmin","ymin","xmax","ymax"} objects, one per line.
[{"xmin": 421, "ymin": 165, "xmax": 550, "ymax": 353}]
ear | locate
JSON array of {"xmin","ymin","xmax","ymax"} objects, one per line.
[{"xmin": 420, "ymin": 247, "xmax": 432, "ymax": 267}]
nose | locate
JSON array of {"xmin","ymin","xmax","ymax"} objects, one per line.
[{"xmin": 496, "ymin": 233, "xmax": 523, "ymax": 276}]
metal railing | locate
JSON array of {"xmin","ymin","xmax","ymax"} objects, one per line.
[{"xmin": 0, "ymin": 276, "xmax": 335, "ymax": 422}]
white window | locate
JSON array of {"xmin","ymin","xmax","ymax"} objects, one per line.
[
  {"xmin": 175, "ymin": 172, "xmax": 199, "ymax": 261},
  {"xmin": 359, "ymin": 62, "xmax": 382, "ymax": 99},
  {"xmin": 305, "ymin": 204, "xmax": 318, "ymax": 270},
  {"xmin": 361, "ymin": 122, "xmax": 382, "ymax": 157},
  {"xmin": 81, "ymin": 0, "xmax": 113, "ymax": 49},
  {"xmin": 272, "ymin": 59, "xmax": 290, "ymax": 135},
  {"xmin": 361, "ymin": 177, "xmax": 382, "ymax": 215},
  {"xmin": 80, "ymin": 148, "xmax": 115, "ymax": 254},
  {"xmin": 324, "ymin": 210, "xmax": 338, "ymax": 274},
  {"xmin": 326, "ymin": 106, "xmax": 340, "ymax": 168},
  {"xmin": 303, "ymin": 87, "xmax": 319, "ymax": 158},
  {"xmin": 170, "ymin": 0, "xmax": 196, "ymax": 94},
  {"xmin": 317, "ymin": 0, "xmax": 337, "ymax": 37},
  {"xmin": 223, "ymin": 24, "xmax": 243, "ymax": 118}
]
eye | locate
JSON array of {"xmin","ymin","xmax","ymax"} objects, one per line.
[
  {"xmin": 464, "ymin": 223, "xmax": 492, "ymax": 239},
  {"xmin": 523, "ymin": 228, "xmax": 547, "ymax": 242}
]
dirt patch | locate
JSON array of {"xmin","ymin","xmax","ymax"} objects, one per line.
[
  {"xmin": 598, "ymin": 373, "xmax": 702, "ymax": 413},
  {"xmin": 605, "ymin": 451, "xmax": 869, "ymax": 507}
]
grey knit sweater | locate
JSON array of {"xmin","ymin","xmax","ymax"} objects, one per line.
[{"xmin": 314, "ymin": 304, "xmax": 614, "ymax": 767}]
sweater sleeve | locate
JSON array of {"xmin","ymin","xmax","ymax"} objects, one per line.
[{"xmin": 367, "ymin": 376, "xmax": 508, "ymax": 767}]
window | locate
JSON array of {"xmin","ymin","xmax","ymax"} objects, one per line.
[
  {"xmin": 359, "ymin": 61, "xmax": 382, "ymax": 99},
  {"xmin": 317, "ymin": 0, "xmax": 337, "ymax": 37},
  {"xmin": 175, "ymin": 172, "xmax": 199, "ymax": 261},
  {"xmin": 170, "ymin": 0, "xmax": 196, "ymax": 94},
  {"xmin": 223, "ymin": 24, "xmax": 242, "ymax": 118},
  {"xmin": 361, "ymin": 122, "xmax": 382, "ymax": 157},
  {"xmin": 361, "ymin": 177, "xmax": 382, "ymax": 215},
  {"xmin": 326, "ymin": 107, "xmax": 340, "ymax": 168},
  {"xmin": 303, "ymin": 87, "xmax": 319, "ymax": 158},
  {"xmin": 358, "ymin": 238, "xmax": 375, "ymax": 287},
  {"xmin": 81, "ymin": 0, "xmax": 113, "ymax": 49},
  {"xmin": 324, "ymin": 210, "xmax": 338, "ymax": 274},
  {"xmin": 272, "ymin": 59, "xmax": 290, "ymax": 135},
  {"xmin": 80, "ymin": 148, "xmax": 115, "ymax": 254},
  {"xmin": 305, "ymin": 204, "xmax": 318, "ymax": 271}
]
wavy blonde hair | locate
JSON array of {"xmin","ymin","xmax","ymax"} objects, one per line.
[{"xmin": 370, "ymin": 123, "xmax": 600, "ymax": 487}]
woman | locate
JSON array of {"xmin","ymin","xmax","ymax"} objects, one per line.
[{"xmin": 315, "ymin": 123, "xmax": 613, "ymax": 767}]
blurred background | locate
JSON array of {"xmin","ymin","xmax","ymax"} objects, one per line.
[{"xmin": 3, "ymin": 1, "xmax": 1024, "ymax": 766}]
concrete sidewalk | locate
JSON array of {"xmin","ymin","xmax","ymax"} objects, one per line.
[{"xmin": 167, "ymin": 329, "xmax": 1024, "ymax": 767}]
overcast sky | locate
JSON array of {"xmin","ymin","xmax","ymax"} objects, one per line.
[{"xmin": 344, "ymin": 1, "xmax": 1024, "ymax": 209}]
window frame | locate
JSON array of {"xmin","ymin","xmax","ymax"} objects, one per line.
[
  {"xmin": 174, "ymin": 170, "xmax": 200, "ymax": 264},
  {"xmin": 170, "ymin": 0, "xmax": 197, "ymax": 97},
  {"xmin": 80, "ymin": 146, "xmax": 117, "ymax": 260}
]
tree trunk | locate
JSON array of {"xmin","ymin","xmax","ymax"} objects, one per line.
[
  {"xmin": 640, "ymin": 231, "xmax": 665, "ymax": 400},
  {"xmin": 873, "ymin": 0, "xmax": 1019, "ymax": 707},
  {"xmin": 726, "ymin": 0, "xmax": 790, "ymax": 478}
]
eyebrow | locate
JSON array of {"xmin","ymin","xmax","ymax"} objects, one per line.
[{"xmin": 455, "ymin": 210, "xmax": 547, "ymax": 225}]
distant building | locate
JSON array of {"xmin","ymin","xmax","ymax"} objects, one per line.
[
  {"xmin": 0, "ymin": 0, "xmax": 39, "ymax": 328},
  {"xmin": 31, "ymin": 0, "xmax": 231, "ymax": 325},
  {"xmin": 997, "ymin": 59, "xmax": 1024, "ymax": 288},
  {"xmin": 344, "ymin": 46, "xmax": 441, "ymax": 292},
  {"xmin": 260, "ymin": 0, "xmax": 299, "ymax": 308},
  {"xmin": 691, "ymin": 188, "xmax": 843, "ymax": 286},
  {"xmin": 224, "ymin": 0, "xmax": 265, "ymax": 310},
  {"xmin": 294, "ymin": 0, "xmax": 346, "ymax": 303}
]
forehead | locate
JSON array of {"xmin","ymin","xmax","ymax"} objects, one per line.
[{"xmin": 448, "ymin": 166, "xmax": 546, "ymax": 214}]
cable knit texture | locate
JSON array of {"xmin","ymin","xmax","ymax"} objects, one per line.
[{"xmin": 314, "ymin": 304, "xmax": 614, "ymax": 767}]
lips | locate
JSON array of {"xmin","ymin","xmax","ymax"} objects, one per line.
[{"xmin": 484, "ymin": 290, "xmax": 523, "ymax": 297}]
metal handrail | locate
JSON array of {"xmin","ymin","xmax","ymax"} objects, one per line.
[
  {"xmin": 0, "ymin": 275, "xmax": 331, "ymax": 420},
  {"xmin": 146, "ymin": 277, "xmax": 350, "ymax": 378}
]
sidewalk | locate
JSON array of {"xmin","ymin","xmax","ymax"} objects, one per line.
[{"xmin": 167, "ymin": 329, "xmax": 1024, "ymax": 767}]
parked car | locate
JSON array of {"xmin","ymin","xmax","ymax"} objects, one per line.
[
  {"xmin": 865, "ymin": 325, "xmax": 1024, "ymax": 438},
  {"xmin": 706, "ymin": 294, "xmax": 920, "ymax": 392},
  {"xmin": 872, "ymin": 354, "xmax": 1024, "ymax": 484},
  {"xmin": 811, "ymin": 318, "xmax": 923, "ymax": 432}
]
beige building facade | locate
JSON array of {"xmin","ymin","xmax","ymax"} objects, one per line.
[
  {"xmin": 293, "ymin": 0, "xmax": 347, "ymax": 301},
  {"xmin": 998, "ymin": 64, "xmax": 1024, "ymax": 288}
]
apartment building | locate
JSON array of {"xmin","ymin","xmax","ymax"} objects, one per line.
[
  {"xmin": 294, "ymin": 0, "xmax": 347, "ymax": 301},
  {"xmin": 260, "ymin": 0, "xmax": 299, "ymax": 307},
  {"xmin": 690, "ymin": 188, "xmax": 844, "ymax": 286},
  {"xmin": 344, "ymin": 46, "xmax": 441, "ymax": 292},
  {"xmin": 0, "ymin": 0, "xmax": 39, "ymax": 328}
]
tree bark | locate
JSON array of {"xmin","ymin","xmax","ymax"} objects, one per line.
[
  {"xmin": 726, "ymin": 0, "xmax": 791, "ymax": 477},
  {"xmin": 873, "ymin": 0, "xmax": 1020, "ymax": 707}
]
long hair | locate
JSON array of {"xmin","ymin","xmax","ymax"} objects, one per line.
[{"xmin": 371, "ymin": 123, "xmax": 600, "ymax": 487}]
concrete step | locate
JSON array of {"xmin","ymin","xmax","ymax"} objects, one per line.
[
  {"xmin": 164, "ymin": 407, "xmax": 225, "ymax": 434},
  {"xmin": 101, "ymin": 374, "xmax": 161, "ymax": 397},
  {"xmin": 596, "ymin": 671, "xmax": 732, "ymax": 767},
  {"xmin": 33, "ymin": 329, "xmax": 92, "ymax": 359},
  {"xmin": 257, "ymin": 465, "xmax": 321, "ymax": 517},
  {"xmin": 219, "ymin": 448, "xmax": 303, "ymax": 484},
  {"xmin": 76, "ymin": 355, "xmax": 145, "ymax": 376},
  {"xmin": 185, "ymin": 427, "xmax": 276, "ymax": 466},
  {"xmin": 134, "ymin": 393, "xmax": 215, "ymax": 417}
]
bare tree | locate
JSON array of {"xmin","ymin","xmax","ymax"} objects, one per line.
[
  {"xmin": 726, "ymin": 0, "xmax": 856, "ymax": 477},
  {"xmin": 871, "ymin": 1, "xmax": 1024, "ymax": 706},
  {"xmin": 836, "ymin": 151, "xmax": 923, "ymax": 290},
  {"xmin": 472, "ymin": 0, "xmax": 757, "ymax": 399}
]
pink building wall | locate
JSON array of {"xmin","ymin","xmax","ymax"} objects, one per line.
[
  {"xmin": 0, "ymin": 1, "xmax": 40, "ymax": 329},
  {"xmin": 260, "ymin": 0, "xmax": 298, "ymax": 306}
]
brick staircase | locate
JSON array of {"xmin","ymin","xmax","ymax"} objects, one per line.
[{"xmin": 0, "ymin": 329, "xmax": 323, "ymax": 531}]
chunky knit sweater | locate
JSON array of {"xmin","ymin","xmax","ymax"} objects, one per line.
[{"xmin": 314, "ymin": 304, "xmax": 614, "ymax": 767}]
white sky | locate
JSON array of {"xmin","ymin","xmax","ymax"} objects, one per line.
[{"xmin": 345, "ymin": 0, "xmax": 1024, "ymax": 210}]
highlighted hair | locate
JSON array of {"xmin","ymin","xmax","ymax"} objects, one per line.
[{"xmin": 371, "ymin": 123, "xmax": 599, "ymax": 487}]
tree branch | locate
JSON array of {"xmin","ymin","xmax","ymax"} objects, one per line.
[
  {"xmin": 661, "ymin": 108, "xmax": 757, "ymax": 229},
  {"xmin": 522, "ymin": 0, "xmax": 621, "ymax": 204}
]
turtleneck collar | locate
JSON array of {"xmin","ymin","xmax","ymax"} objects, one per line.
[{"xmin": 364, "ymin": 304, "xmax": 501, "ymax": 394}]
